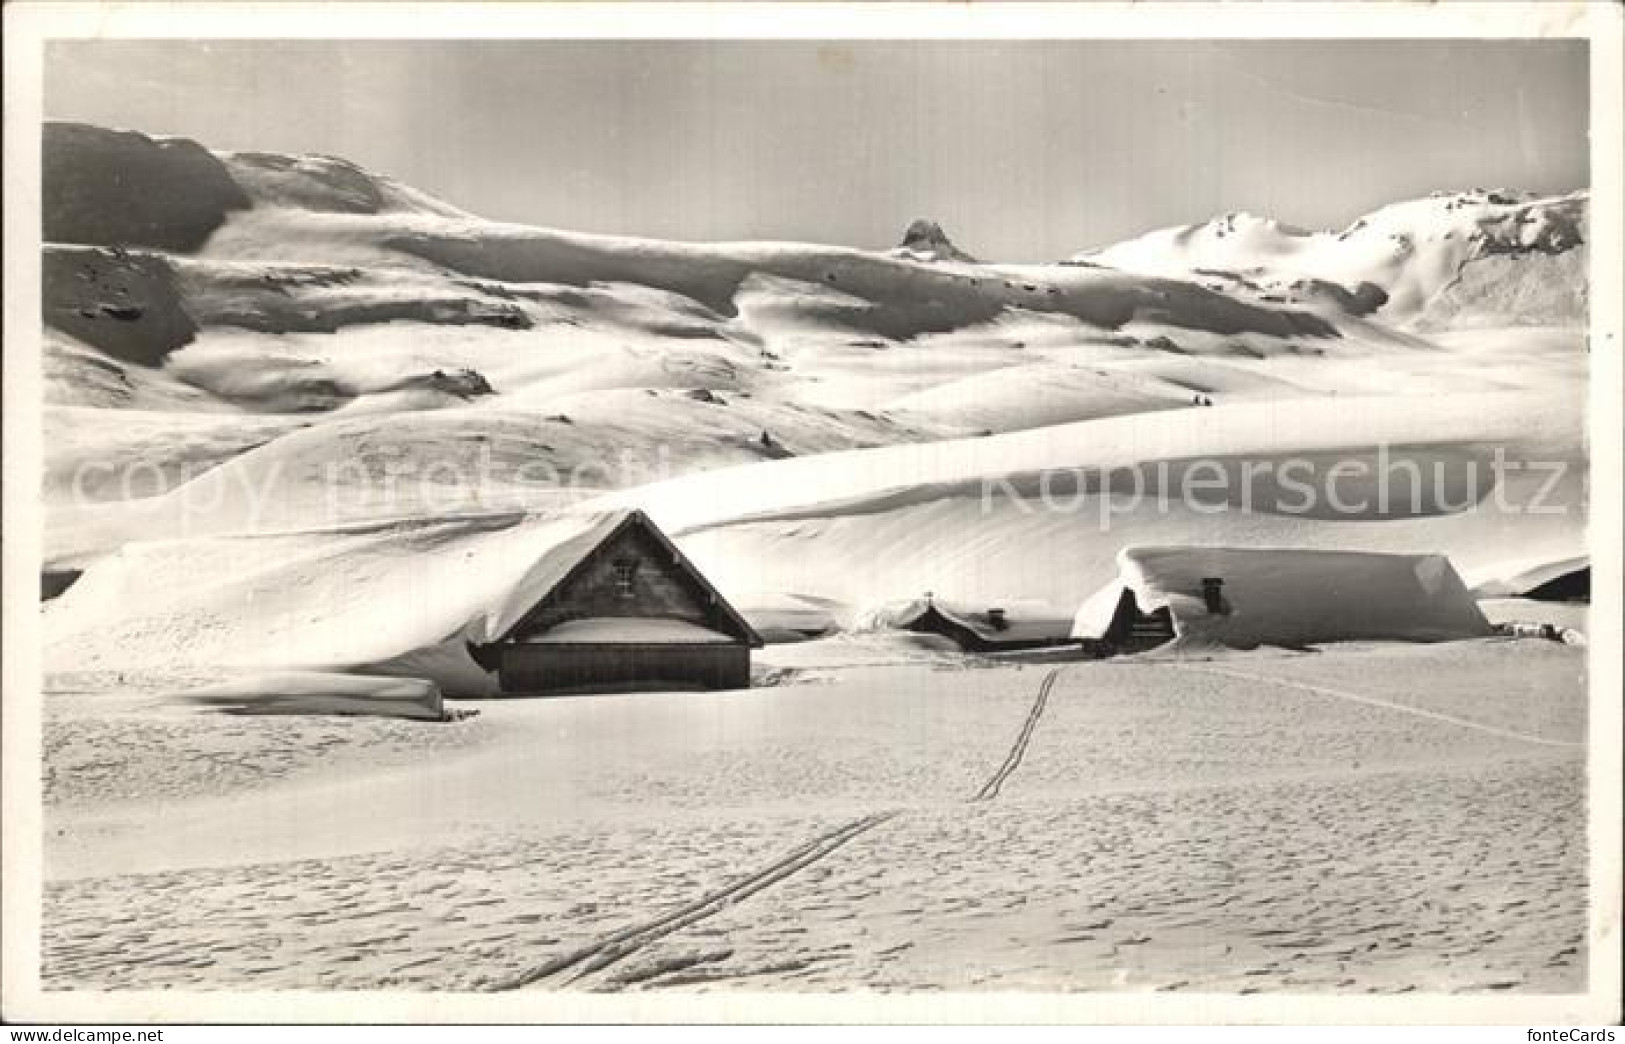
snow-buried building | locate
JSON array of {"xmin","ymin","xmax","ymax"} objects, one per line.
[
  {"xmin": 1072, "ymin": 546, "xmax": 1493, "ymax": 654},
  {"xmin": 45, "ymin": 508, "xmax": 762, "ymax": 698}
]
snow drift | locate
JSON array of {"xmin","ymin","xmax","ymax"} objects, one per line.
[
  {"xmin": 637, "ymin": 386, "xmax": 1584, "ymax": 628},
  {"xmin": 45, "ymin": 509, "xmax": 639, "ymax": 695},
  {"xmin": 1080, "ymin": 190, "xmax": 1588, "ymax": 329},
  {"xmin": 41, "ymin": 387, "xmax": 1584, "ymax": 687},
  {"xmin": 43, "ymin": 508, "xmax": 760, "ymax": 697},
  {"xmin": 1072, "ymin": 546, "xmax": 1493, "ymax": 651},
  {"xmin": 182, "ymin": 671, "xmax": 447, "ymax": 721}
]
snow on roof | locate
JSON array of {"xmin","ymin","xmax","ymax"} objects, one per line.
[
  {"xmin": 45, "ymin": 506, "xmax": 759, "ymax": 695},
  {"xmin": 1073, "ymin": 546, "xmax": 1492, "ymax": 649},
  {"xmin": 485, "ymin": 508, "xmax": 761, "ymax": 647},
  {"xmin": 523, "ymin": 617, "xmax": 737, "ymax": 645},
  {"xmin": 478, "ymin": 509, "xmax": 632, "ymax": 640},
  {"xmin": 863, "ymin": 597, "xmax": 1075, "ymax": 647}
]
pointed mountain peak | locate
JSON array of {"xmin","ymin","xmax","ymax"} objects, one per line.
[{"xmin": 893, "ymin": 218, "xmax": 980, "ymax": 263}]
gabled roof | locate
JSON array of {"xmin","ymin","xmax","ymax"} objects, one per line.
[
  {"xmin": 43, "ymin": 503, "xmax": 758, "ymax": 695},
  {"xmin": 1073, "ymin": 545, "xmax": 1492, "ymax": 649},
  {"xmin": 491, "ymin": 508, "xmax": 763, "ymax": 648}
]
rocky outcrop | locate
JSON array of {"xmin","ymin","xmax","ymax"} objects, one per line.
[
  {"xmin": 892, "ymin": 219, "xmax": 980, "ymax": 263},
  {"xmin": 42, "ymin": 246, "xmax": 197, "ymax": 366},
  {"xmin": 43, "ymin": 122, "xmax": 251, "ymax": 252}
]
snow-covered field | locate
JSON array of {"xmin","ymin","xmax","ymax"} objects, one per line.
[
  {"xmin": 44, "ymin": 636, "xmax": 1584, "ymax": 992},
  {"xmin": 31, "ymin": 122, "xmax": 1594, "ymax": 996}
]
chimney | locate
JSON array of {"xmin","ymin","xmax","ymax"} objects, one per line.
[
  {"xmin": 1201, "ymin": 577, "xmax": 1225, "ymax": 614},
  {"xmin": 987, "ymin": 608, "xmax": 1009, "ymax": 631}
]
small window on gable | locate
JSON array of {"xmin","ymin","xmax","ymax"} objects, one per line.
[{"xmin": 613, "ymin": 559, "xmax": 639, "ymax": 597}]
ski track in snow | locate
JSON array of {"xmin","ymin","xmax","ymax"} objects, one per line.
[
  {"xmin": 1161, "ymin": 662, "xmax": 1583, "ymax": 750},
  {"xmin": 496, "ymin": 667, "xmax": 1065, "ymax": 990},
  {"xmin": 496, "ymin": 811, "xmax": 899, "ymax": 991},
  {"xmin": 971, "ymin": 667, "xmax": 1064, "ymax": 802}
]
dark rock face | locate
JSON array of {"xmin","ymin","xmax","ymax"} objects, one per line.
[
  {"xmin": 1282, "ymin": 277, "xmax": 1391, "ymax": 317},
  {"xmin": 901, "ymin": 219, "xmax": 951, "ymax": 248},
  {"xmin": 896, "ymin": 219, "xmax": 979, "ymax": 263},
  {"xmin": 43, "ymin": 122, "xmax": 251, "ymax": 252},
  {"xmin": 414, "ymin": 368, "xmax": 496, "ymax": 399}
]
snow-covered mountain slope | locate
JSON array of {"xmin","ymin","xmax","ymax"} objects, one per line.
[
  {"xmin": 34, "ymin": 121, "xmax": 1589, "ymax": 682},
  {"xmin": 1077, "ymin": 189, "xmax": 1588, "ymax": 329},
  {"xmin": 45, "ymin": 122, "xmax": 1446, "ymax": 524},
  {"xmin": 615, "ymin": 386, "xmax": 1586, "ymax": 610}
]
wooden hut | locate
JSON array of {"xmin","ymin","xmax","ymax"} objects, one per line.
[
  {"xmin": 468, "ymin": 510, "xmax": 762, "ymax": 695},
  {"xmin": 1081, "ymin": 588, "xmax": 1177, "ymax": 656}
]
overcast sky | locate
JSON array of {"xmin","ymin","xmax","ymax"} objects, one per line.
[{"xmin": 46, "ymin": 39, "xmax": 1588, "ymax": 261}]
